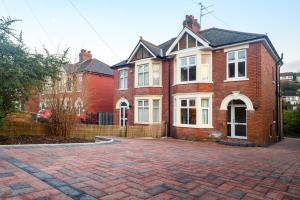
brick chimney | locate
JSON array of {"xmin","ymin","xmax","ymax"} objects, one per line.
[
  {"xmin": 183, "ymin": 15, "xmax": 201, "ymax": 33},
  {"xmin": 79, "ymin": 49, "xmax": 92, "ymax": 62}
]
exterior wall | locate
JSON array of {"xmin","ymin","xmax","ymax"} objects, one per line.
[
  {"xmin": 113, "ymin": 60, "xmax": 170, "ymax": 126},
  {"xmin": 113, "ymin": 42, "xmax": 278, "ymax": 146},
  {"xmin": 84, "ymin": 73, "xmax": 114, "ymax": 113},
  {"xmin": 39, "ymin": 72, "xmax": 114, "ymax": 115}
]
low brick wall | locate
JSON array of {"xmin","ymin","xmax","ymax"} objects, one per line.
[{"xmin": 0, "ymin": 122, "xmax": 165, "ymax": 139}]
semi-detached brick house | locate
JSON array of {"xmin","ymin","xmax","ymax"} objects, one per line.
[
  {"xmin": 112, "ymin": 15, "xmax": 283, "ymax": 146},
  {"xmin": 39, "ymin": 49, "xmax": 114, "ymax": 123}
]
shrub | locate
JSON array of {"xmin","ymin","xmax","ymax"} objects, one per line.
[{"xmin": 283, "ymin": 109, "xmax": 300, "ymax": 137}]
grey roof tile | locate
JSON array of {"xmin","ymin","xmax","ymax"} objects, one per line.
[{"xmin": 64, "ymin": 59, "xmax": 113, "ymax": 76}]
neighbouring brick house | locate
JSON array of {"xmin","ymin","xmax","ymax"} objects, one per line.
[
  {"xmin": 112, "ymin": 15, "xmax": 283, "ymax": 146},
  {"xmin": 39, "ymin": 49, "xmax": 114, "ymax": 123}
]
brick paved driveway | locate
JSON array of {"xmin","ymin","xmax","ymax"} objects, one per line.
[{"xmin": 0, "ymin": 138, "xmax": 299, "ymax": 200}]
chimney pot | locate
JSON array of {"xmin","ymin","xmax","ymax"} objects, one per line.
[
  {"xmin": 79, "ymin": 49, "xmax": 92, "ymax": 62},
  {"xmin": 183, "ymin": 15, "xmax": 201, "ymax": 33}
]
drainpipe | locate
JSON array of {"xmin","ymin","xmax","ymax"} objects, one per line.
[
  {"xmin": 167, "ymin": 58, "xmax": 171, "ymax": 137},
  {"xmin": 275, "ymin": 53, "xmax": 283, "ymax": 141}
]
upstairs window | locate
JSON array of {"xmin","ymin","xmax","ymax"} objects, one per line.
[
  {"xmin": 77, "ymin": 75, "xmax": 83, "ymax": 92},
  {"xmin": 66, "ymin": 78, "xmax": 72, "ymax": 92},
  {"xmin": 152, "ymin": 64, "xmax": 160, "ymax": 86},
  {"xmin": 180, "ymin": 56, "xmax": 196, "ymax": 82},
  {"xmin": 138, "ymin": 64, "xmax": 149, "ymax": 86},
  {"xmin": 119, "ymin": 69, "xmax": 128, "ymax": 89},
  {"xmin": 227, "ymin": 49, "xmax": 247, "ymax": 80}
]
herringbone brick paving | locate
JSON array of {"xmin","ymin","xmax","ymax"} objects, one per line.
[{"xmin": 0, "ymin": 138, "xmax": 299, "ymax": 199}]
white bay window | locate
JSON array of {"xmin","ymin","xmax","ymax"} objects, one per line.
[
  {"xmin": 135, "ymin": 59, "xmax": 162, "ymax": 88},
  {"xmin": 174, "ymin": 51, "xmax": 212, "ymax": 85},
  {"xmin": 173, "ymin": 93, "xmax": 212, "ymax": 128},
  {"xmin": 135, "ymin": 96, "xmax": 162, "ymax": 124}
]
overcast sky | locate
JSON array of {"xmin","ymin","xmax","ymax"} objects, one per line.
[{"xmin": 1, "ymin": 0, "xmax": 299, "ymax": 72}]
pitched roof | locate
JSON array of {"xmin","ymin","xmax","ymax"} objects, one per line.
[
  {"xmin": 200, "ymin": 28, "xmax": 265, "ymax": 47},
  {"xmin": 113, "ymin": 27, "xmax": 280, "ymax": 68},
  {"xmin": 64, "ymin": 59, "xmax": 113, "ymax": 76}
]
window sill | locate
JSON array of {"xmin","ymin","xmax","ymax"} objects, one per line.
[
  {"xmin": 224, "ymin": 78, "xmax": 249, "ymax": 82},
  {"xmin": 135, "ymin": 85, "xmax": 163, "ymax": 88},
  {"xmin": 118, "ymin": 88, "xmax": 128, "ymax": 91},
  {"xmin": 173, "ymin": 124, "xmax": 213, "ymax": 129},
  {"xmin": 173, "ymin": 81, "xmax": 213, "ymax": 86},
  {"xmin": 134, "ymin": 122, "xmax": 162, "ymax": 125}
]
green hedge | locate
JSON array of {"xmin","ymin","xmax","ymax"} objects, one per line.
[{"xmin": 283, "ymin": 109, "xmax": 300, "ymax": 137}]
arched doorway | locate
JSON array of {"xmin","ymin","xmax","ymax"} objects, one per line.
[
  {"xmin": 227, "ymin": 100, "xmax": 247, "ymax": 139},
  {"xmin": 120, "ymin": 102, "xmax": 128, "ymax": 126}
]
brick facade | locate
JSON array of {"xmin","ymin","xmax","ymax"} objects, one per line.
[{"xmin": 113, "ymin": 35, "xmax": 280, "ymax": 146}]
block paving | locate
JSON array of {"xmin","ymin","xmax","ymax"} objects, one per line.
[{"xmin": 0, "ymin": 138, "xmax": 299, "ymax": 199}]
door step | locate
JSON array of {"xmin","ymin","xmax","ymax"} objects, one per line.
[{"xmin": 217, "ymin": 138, "xmax": 256, "ymax": 147}]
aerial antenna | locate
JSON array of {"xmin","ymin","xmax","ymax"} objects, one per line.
[{"xmin": 198, "ymin": 2, "xmax": 214, "ymax": 27}]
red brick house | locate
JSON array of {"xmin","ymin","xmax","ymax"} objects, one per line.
[
  {"xmin": 112, "ymin": 15, "xmax": 283, "ymax": 146},
  {"xmin": 40, "ymin": 49, "xmax": 114, "ymax": 123}
]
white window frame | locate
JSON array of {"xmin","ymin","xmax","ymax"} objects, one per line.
[
  {"xmin": 179, "ymin": 99, "xmax": 197, "ymax": 125},
  {"xmin": 134, "ymin": 95, "xmax": 162, "ymax": 124},
  {"xmin": 173, "ymin": 93, "xmax": 213, "ymax": 128},
  {"xmin": 134, "ymin": 58, "xmax": 162, "ymax": 88},
  {"xmin": 225, "ymin": 48, "xmax": 248, "ymax": 82},
  {"xmin": 174, "ymin": 50, "xmax": 212, "ymax": 85},
  {"xmin": 137, "ymin": 64, "xmax": 149, "ymax": 87},
  {"xmin": 119, "ymin": 68, "xmax": 128, "ymax": 90},
  {"xmin": 76, "ymin": 74, "xmax": 83, "ymax": 92}
]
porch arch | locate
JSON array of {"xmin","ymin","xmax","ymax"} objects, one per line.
[
  {"xmin": 220, "ymin": 92, "xmax": 254, "ymax": 111},
  {"xmin": 115, "ymin": 97, "xmax": 130, "ymax": 109}
]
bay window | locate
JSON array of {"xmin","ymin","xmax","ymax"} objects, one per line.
[
  {"xmin": 227, "ymin": 49, "xmax": 247, "ymax": 80},
  {"xmin": 173, "ymin": 93, "xmax": 212, "ymax": 128},
  {"xmin": 135, "ymin": 96, "xmax": 162, "ymax": 124},
  {"xmin": 119, "ymin": 69, "xmax": 128, "ymax": 89}
]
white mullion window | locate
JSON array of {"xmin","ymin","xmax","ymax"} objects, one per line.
[
  {"xmin": 152, "ymin": 100, "xmax": 160, "ymax": 123},
  {"xmin": 180, "ymin": 56, "xmax": 196, "ymax": 82},
  {"xmin": 174, "ymin": 93, "xmax": 213, "ymax": 128},
  {"xmin": 137, "ymin": 99, "xmax": 149, "ymax": 123},
  {"xmin": 152, "ymin": 63, "xmax": 161, "ymax": 86},
  {"xmin": 180, "ymin": 99, "xmax": 196, "ymax": 125},
  {"xmin": 200, "ymin": 98, "xmax": 209, "ymax": 125},
  {"xmin": 138, "ymin": 64, "xmax": 149, "ymax": 86},
  {"xmin": 200, "ymin": 54, "xmax": 211, "ymax": 81},
  {"xmin": 227, "ymin": 49, "xmax": 247, "ymax": 80},
  {"xmin": 119, "ymin": 69, "xmax": 128, "ymax": 89}
]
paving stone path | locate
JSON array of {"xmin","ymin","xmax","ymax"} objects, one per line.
[{"xmin": 0, "ymin": 138, "xmax": 299, "ymax": 199}]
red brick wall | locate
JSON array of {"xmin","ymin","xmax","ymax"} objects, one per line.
[
  {"xmin": 113, "ymin": 61, "xmax": 171, "ymax": 126},
  {"xmin": 83, "ymin": 73, "xmax": 114, "ymax": 113},
  {"xmin": 113, "ymin": 42, "xmax": 278, "ymax": 146}
]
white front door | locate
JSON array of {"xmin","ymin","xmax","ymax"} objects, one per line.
[
  {"xmin": 119, "ymin": 102, "xmax": 128, "ymax": 127},
  {"xmin": 227, "ymin": 102, "xmax": 247, "ymax": 139}
]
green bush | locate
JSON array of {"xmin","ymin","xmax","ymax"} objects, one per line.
[{"xmin": 283, "ymin": 109, "xmax": 300, "ymax": 137}]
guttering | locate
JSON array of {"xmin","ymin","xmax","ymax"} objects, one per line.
[
  {"xmin": 211, "ymin": 37, "xmax": 281, "ymax": 64},
  {"xmin": 275, "ymin": 53, "xmax": 284, "ymax": 141}
]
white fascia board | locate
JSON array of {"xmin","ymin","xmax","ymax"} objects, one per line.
[
  {"xmin": 127, "ymin": 41, "xmax": 157, "ymax": 63},
  {"xmin": 166, "ymin": 27, "xmax": 211, "ymax": 56}
]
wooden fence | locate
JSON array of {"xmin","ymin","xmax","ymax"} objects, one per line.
[{"xmin": 0, "ymin": 122, "xmax": 166, "ymax": 139}]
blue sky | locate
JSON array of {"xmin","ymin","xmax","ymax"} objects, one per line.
[{"xmin": 1, "ymin": 0, "xmax": 299, "ymax": 72}]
